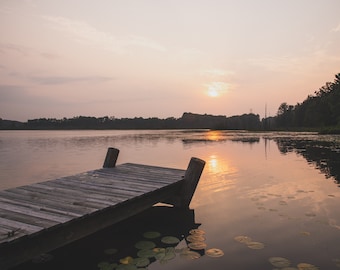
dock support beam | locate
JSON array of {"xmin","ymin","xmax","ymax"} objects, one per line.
[
  {"xmin": 176, "ymin": 157, "xmax": 205, "ymax": 208},
  {"xmin": 103, "ymin": 147, "xmax": 120, "ymax": 168}
]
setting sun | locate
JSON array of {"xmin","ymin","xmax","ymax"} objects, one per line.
[
  {"xmin": 206, "ymin": 82, "xmax": 228, "ymax": 97},
  {"xmin": 208, "ymin": 87, "xmax": 219, "ymax": 97}
]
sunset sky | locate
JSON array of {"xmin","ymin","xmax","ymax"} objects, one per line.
[{"xmin": 1, "ymin": 0, "xmax": 340, "ymax": 121}]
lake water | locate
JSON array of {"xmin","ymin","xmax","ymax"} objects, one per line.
[{"xmin": 1, "ymin": 130, "xmax": 340, "ymax": 270}]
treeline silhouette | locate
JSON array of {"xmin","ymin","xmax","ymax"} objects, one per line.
[
  {"xmin": 1, "ymin": 73, "xmax": 339, "ymax": 131},
  {"xmin": 271, "ymin": 73, "xmax": 340, "ymax": 132},
  {"xmin": 0, "ymin": 112, "xmax": 261, "ymax": 130}
]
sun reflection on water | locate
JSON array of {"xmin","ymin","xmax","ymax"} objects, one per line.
[
  {"xmin": 204, "ymin": 130, "xmax": 225, "ymax": 142},
  {"xmin": 198, "ymin": 154, "xmax": 238, "ymax": 196}
]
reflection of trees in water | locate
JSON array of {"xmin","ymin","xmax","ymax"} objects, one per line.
[
  {"xmin": 275, "ymin": 138, "xmax": 340, "ymax": 185},
  {"xmin": 231, "ymin": 137, "xmax": 260, "ymax": 144}
]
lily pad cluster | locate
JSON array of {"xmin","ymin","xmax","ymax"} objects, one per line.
[
  {"xmin": 187, "ymin": 229, "xmax": 224, "ymax": 258},
  {"xmin": 234, "ymin": 235, "xmax": 265, "ymax": 250},
  {"xmin": 98, "ymin": 228, "xmax": 224, "ymax": 270},
  {"xmin": 268, "ymin": 256, "xmax": 319, "ymax": 270}
]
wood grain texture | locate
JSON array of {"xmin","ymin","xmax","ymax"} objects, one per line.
[{"xmin": 0, "ymin": 161, "xmax": 192, "ymax": 269}]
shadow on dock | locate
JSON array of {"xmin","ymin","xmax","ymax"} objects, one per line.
[{"xmin": 13, "ymin": 206, "xmax": 202, "ymax": 270}]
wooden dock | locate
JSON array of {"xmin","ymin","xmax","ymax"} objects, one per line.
[{"xmin": 0, "ymin": 148, "xmax": 205, "ymax": 269}]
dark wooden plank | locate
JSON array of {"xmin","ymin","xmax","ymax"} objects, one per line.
[
  {"xmin": 0, "ymin": 190, "xmax": 84, "ymax": 218},
  {"xmin": 7, "ymin": 186, "xmax": 99, "ymax": 213},
  {"xmin": 0, "ymin": 208, "xmax": 58, "ymax": 229},
  {"xmin": 81, "ymin": 171, "xmax": 182, "ymax": 191},
  {"xmin": 89, "ymin": 170, "xmax": 182, "ymax": 187},
  {"xmin": 0, "ymin": 200, "xmax": 71, "ymax": 223},
  {"xmin": 20, "ymin": 185, "xmax": 111, "ymax": 210},
  {"xmin": 64, "ymin": 175, "xmax": 168, "ymax": 194},
  {"xmin": 36, "ymin": 181, "xmax": 130, "ymax": 204},
  {"xmin": 0, "ymin": 217, "xmax": 43, "ymax": 235}
]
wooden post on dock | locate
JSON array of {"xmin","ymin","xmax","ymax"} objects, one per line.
[
  {"xmin": 176, "ymin": 157, "xmax": 205, "ymax": 208},
  {"xmin": 103, "ymin": 147, "xmax": 120, "ymax": 168}
]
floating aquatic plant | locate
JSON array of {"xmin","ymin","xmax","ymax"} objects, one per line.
[
  {"xmin": 188, "ymin": 241, "xmax": 207, "ymax": 250},
  {"xmin": 135, "ymin": 240, "xmax": 156, "ymax": 250},
  {"xmin": 297, "ymin": 263, "xmax": 319, "ymax": 270},
  {"xmin": 205, "ymin": 248, "xmax": 224, "ymax": 258},
  {"xmin": 153, "ymin": 247, "xmax": 166, "ymax": 253},
  {"xmin": 305, "ymin": 212, "xmax": 316, "ymax": 217},
  {"xmin": 161, "ymin": 236, "xmax": 180, "ymax": 244},
  {"xmin": 186, "ymin": 234, "xmax": 205, "ymax": 242},
  {"xmin": 246, "ymin": 241, "xmax": 265, "ymax": 249},
  {"xmin": 98, "ymin": 261, "xmax": 117, "ymax": 270},
  {"xmin": 133, "ymin": 257, "xmax": 150, "ymax": 267},
  {"xmin": 189, "ymin": 229, "xmax": 205, "ymax": 235},
  {"xmin": 234, "ymin": 235, "xmax": 252, "ymax": 244},
  {"xmin": 119, "ymin": 256, "xmax": 134, "ymax": 265},
  {"xmin": 116, "ymin": 264, "xmax": 137, "ymax": 270},
  {"xmin": 268, "ymin": 257, "xmax": 291, "ymax": 268},
  {"xmin": 137, "ymin": 249, "xmax": 156, "ymax": 258},
  {"xmin": 179, "ymin": 248, "xmax": 201, "ymax": 260},
  {"xmin": 143, "ymin": 231, "xmax": 161, "ymax": 239},
  {"xmin": 234, "ymin": 235, "xmax": 264, "ymax": 250},
  {"xmin": 155, "ymin": 247, "xmax": 176, "ymax": 263}
]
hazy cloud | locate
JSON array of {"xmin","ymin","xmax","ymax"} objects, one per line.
[
  {"xmin": 203, "ymin": 69, "xmax": 235, "ymax": 78},
  {"xmin": 30, "ymin": 75, "xmax": 114, "ymax": 85},
  {"xmin": 42, "ymin": 16, "xmax": 166, "ymax": 54},
  {"xmin": 331, "ymin": 23, "xmax": 340, "ymax": 32},
  {"xmin": 0, "ymin": 84, "xmax": 27, "ymax": 102},
  {"xmin": 0, "ymin": 43, "xmax": 59, "ymax": 59},
  {"xmin": 0, "ymin": 43, "xmax": 30, "ymax": 56}
]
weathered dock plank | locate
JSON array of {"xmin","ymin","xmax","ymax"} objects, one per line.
[{"xmin": 0, "ymin": 148, "xmax": 205, "ymax": 269}]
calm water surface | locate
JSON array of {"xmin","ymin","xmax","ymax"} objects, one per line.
[{"xmin": 0, "ymin": 130, "xmax": 340, "ymax": 269}]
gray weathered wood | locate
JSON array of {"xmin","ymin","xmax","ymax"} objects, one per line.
[
  {"xmin": 0, "ymin": 147, "xmax": 205, "ymax": 269},
  {"xmin": 103, "ymin": 147, "xmax": 119, "ymax": 168}
]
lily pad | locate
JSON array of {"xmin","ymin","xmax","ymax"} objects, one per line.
[
  {"xmin": 234, "ymin": 235, "xmax": 252, "ymax": 244},
  {"xmin": 143, "ymin": 231, "xmax": 161, "ymax": 239},
  {"xmin": 163, "ymin": 251, "xmax": 176, "ymax": 261},
  {"xmin": 119, "ymin": 256, "xmax": 134, "ymax": 265},
  {"xmin": 98, "ymin": 261, "xmax": 117, "ymax": 270},
  {"xmin": 247, "ymin": 241, "xmax": 265, "ymax": 249},
  {"xmin": 205, "ymin": 248, "xmax": 224, "ymax": 258},
  {"xmin": 269, "ymin": 257, "xmax": 291, "ymax": 268},
  {"xmin": 153, "ymin": 247, "xmax": 166, "ymax": 253},
  {"xmin": 300, "ymin": 231, "xmax": 311, "ymax": 236},
  {"xmin": 180, "ymin": 248, "xmax": 201, "ymax": 260},
  {"xmin": 155, "ymin": 247, "xmax": 176, "ymax": 262},
  {"xmin": 161, "ymin": 236, "xmax": 180, "ymax": 244},
  {"xmin": 188, "ymin": 241, "xmax": 207, "ymax": 250},
  {"xmin": 137, "ymin": 249, "xmax": 156, "ymax": 258},
  {"xmin": 186, "ymin": 235, "xmax": 205, "ymax": 242},
  {"xmin": 135, "ymin": 241, "xmax": 156, "ymax": 250},
  {"xmin": 189, "ymin": 229, "xmax": 205, "ymax": 235},
  {"xmin": 297, "ymin": 263, "xmax": 319, "ymax": 270},
  {"xmin": 116, "ymin": 264, "xmax": 137, "ymax": 270},
  {"xmin": 133, "ymin": 257, "xmax": 150, "ymax": 267}
]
